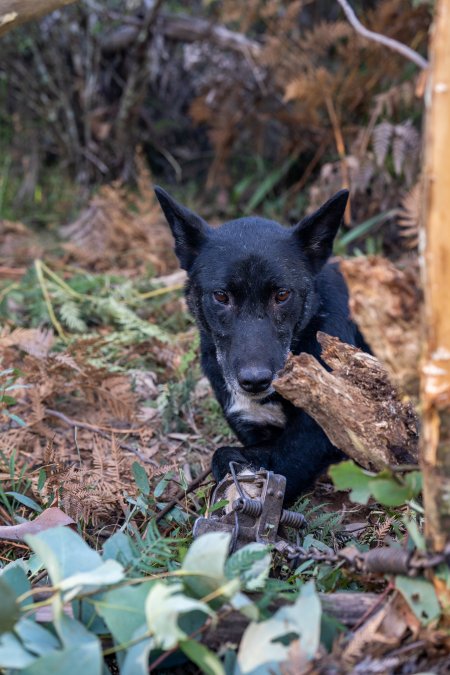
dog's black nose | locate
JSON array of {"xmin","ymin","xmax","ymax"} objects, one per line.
[{"xmin": 238, "ymin": 366, "xmax": 272, "ymax": 393}]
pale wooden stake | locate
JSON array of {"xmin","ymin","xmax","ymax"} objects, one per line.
[
  {"xmin": 420, "ymin": 0, "xmax": 450, "ymax": 552},
  {"xmin": 0, "ymin": 0, "xmax": 77, "ymax": 37}
]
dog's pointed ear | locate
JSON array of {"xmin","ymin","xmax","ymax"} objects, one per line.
[
  {"xmin": 293, "ymin": 189, "xmax": 349, "ymax": 272},
  {"xmin": 154, "ymin": 186, "xmax": 211, "ymax": 270}
]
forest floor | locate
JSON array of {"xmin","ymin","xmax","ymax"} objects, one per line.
[{"xmin": 0, "ymin": 175, "xmax": 449, "ymax": 674}]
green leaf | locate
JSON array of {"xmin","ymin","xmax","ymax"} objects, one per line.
[
  {"xmin": 0, "ymin": 632, "xmax": 36, "ymax": 669},
  {"xmin": 329, "ymin": 461, "xmax": 373, "ymax": 504},
  {"xmin": 337, "ymin": 209, "xmax": 398, "ymax": 248},
  {"xmin": 0, "ymin": 578, "xmax": 21, "ymax": 634},
  {"xmin": 58, "ymin": 559, "xmax": 125, "ymax": 599},
  {"xmin": 395, "ymin": 576, "xmax": 441, "ymax": 625},
  {"xmin": 15, "ymin": 618, "xmax": 60, "ymax": 656},
  {"xmin": 4, "ymin": 410, "xmax": 27, "ymax": 426},
  {"xmin": 102, "ymin": 531, "xmax": 137, "ymax": 566},
  {"xmin": 95, "ymin": 582, "xmax": 155, "ymax": 644},
  {"xmin": 182, "ymin": 532, "xmax": 232, "ymax": 599},
  {"xmin": 5, "ymin": 492, "xmax": 43, "ymax": 512},
  {"xmin": 21, "ymin": 645, "xmax": 101, "ymax": 675},
  {"xmin": 121, "ymin": 625, "xmax": 154, "ymax": 675},
  {"xmin": 180, "ymin": 639, "xmax": 225, "ymax": 675},
  {"xmin": 237, "ymin": 581, "xmax": 321, "ymax": 673},
  {"xmin": 237, "ymin": 615, "xmax": 290, "ymax": 674},
  {"xmin": 145, "ymin": 582, "xmax": 214, "ymax": 650},
  {"xmin": 0, "ymin": 561, "xmax": 31, "ymax": 607},
  {"xmin": 132, "ymin": 462, "xmax": 150, "ymax": 496},
  {"xmin": 404, "ymin": 471, "xmax": 423, "ymax": 497},
  {"xmin": 369, "ymin": 478, "xmax": 410, "ymax": 506},
  {"xmin": 225, "ymin": 543, "xmax": 271, "ymax": 591},
  {"xmin": 25, "ymin": 527, "xmax": 102, "ymax": 585}
]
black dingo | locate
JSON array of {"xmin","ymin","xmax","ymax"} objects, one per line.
[{"xmin": 155, "ymin": 187, "xmax": 367, "ymax": 503}]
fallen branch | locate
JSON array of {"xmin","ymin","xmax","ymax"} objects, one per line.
[
  {"xmin": 202, "ymin": 592, "xmax": 379, "ymax": 651},
  {"xmin": 274, "ymin": 332, "xmax": 419, "ymax": 471},
  {"xmin": 336, "ymin": 0, "xmax": 429, "ymax": 70}
]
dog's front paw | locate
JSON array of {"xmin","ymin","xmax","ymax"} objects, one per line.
[{"xmin": 211, "ymin": 446, "xmax": 249, "ymax": 482}]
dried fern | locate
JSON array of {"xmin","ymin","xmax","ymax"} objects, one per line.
[{"xmin": 398, "ymin": 181, "xmax": 421, "ymax": 248}]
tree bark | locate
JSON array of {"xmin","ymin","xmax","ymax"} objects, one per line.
[
  {"xmin": 0, "ymin": 0, "xmax": 77, "ymax": 36},
  {"xmin": 274, "ymin": 332, "xmax": 419, "ymax": 471},
  {"xmin": 339, "ymin": 256, "xmax": 421, "ymax": 397},
  {"xmin": 420, "ymin": 0, "xmax": 450, "ymax": 552}
]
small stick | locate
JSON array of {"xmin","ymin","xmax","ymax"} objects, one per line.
[
  {"xmin": 336, "ymin": 0, "xmax": 429, "ymax": 70},
  {"xmin": 155, "ymin": 466, "xmax": 212, "ymax": 522}
]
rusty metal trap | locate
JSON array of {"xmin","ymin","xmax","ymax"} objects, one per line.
[{"xmin": 193, "ymin": 462, "xmax": 307, "ymax": 555}]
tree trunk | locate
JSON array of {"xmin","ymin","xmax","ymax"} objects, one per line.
[
  {"xmin": 420, "ymin": 0, "xmax": 450, "ymax": 552},
  {"xmin": 0, "ymin": 0, "xmax": 77, "ymax": 36},
  {"xmin": 274, "ymin": 332, "xmax": 419, "ymax": 471}
]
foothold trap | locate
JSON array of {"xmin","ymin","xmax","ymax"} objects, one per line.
[{"xmin": 193, "ymin": 462, "xmax": 306, "ymax": 554}]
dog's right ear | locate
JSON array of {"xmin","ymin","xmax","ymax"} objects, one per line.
[{"xmin": 154, "ymin": 187, "xmax": 211, "ymax": 271}]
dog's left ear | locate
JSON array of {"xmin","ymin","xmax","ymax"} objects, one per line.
[
  {"xmin": 293, "ymin": 189, "xmax": 349, "ymax": 272},
  {"xmin": 154, "ymin": 186, "xmax": 211, "ymax": 271}
]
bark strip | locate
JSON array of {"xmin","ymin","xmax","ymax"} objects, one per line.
[{"xmin": 274, "ymin": 332, "xmax": 418, "ymax": 471}]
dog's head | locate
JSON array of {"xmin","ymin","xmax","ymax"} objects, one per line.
[{"xmin": 155, "ymin": 187, "xmax": 348, "ymax": 398}]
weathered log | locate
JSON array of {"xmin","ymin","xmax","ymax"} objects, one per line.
[
  {"xmin": 202, "ymin": 592, "xmax": 379, "ymax": 650},
  {"xmin": 339, "ymin": 256, "xmax": 421, "ymax": 397},
  {"xmin": 0, "ymin": 0, "xmax": 77, "ymax": 36},
  {"xmin": 273, "ymin": 332, "xmax": 419, "ymax": 471}
]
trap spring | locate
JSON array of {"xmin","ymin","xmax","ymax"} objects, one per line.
[{"xmin": 193, "ymin": 463, "xmax": 306, "ymax": 553}]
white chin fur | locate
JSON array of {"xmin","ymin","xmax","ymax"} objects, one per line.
[{"xmin": 226, "ymin": 388, "xmax": 286, "ymax": 428}]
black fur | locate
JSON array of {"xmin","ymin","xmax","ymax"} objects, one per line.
[{"xmin": 155, "ymin": 186, "xmax": 367, "ymax": 503}]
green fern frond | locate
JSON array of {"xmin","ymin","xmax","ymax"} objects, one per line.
[{"xmin": 60, "ymin": 300, "xmax": 87, "ymax": 332}]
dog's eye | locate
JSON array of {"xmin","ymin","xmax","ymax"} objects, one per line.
[
  {"xmin": 275, "ymin": 289, "xmax": 291, "ymax": 304},
  {"xmin": 213, "ymin": 290, "xmax": 230, "ymax": 305}
]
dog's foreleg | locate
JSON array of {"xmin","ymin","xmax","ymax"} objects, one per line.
[{"xmin": 211, "ymin": 445, "xmax": 272, "ymax": 482}]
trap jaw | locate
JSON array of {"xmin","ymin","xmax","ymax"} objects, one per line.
[{"xmin": 193, "ymin": 463, "xmax": 306, "ymax": 553}]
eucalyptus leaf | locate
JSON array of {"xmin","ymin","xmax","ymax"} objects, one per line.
[
  {"xmin": 121, "ymin": 625, "xmax": 155, "ymax": 675},
  {"xmin": 15, "ymin": 618, "xmax": 60, "ymax": 656},
  {"xmin": 58, "ymin": 559, "xmax": 125, "ymax": 599},
  {"xmin": 180, "ymin": 639, "xmax": 225, "ymax": 675},
  {"xmin": 25, "ymin": 527, "xmax": 102, "ymax": 585},
  {"xmin": 95, "ymin": 582, "xmax": 155, "ymax": 644},
  {"xmin": 236, "ymin": 581, "xmax": 321, "ymax": 674},
  {"xmin": 102, "ymin": 531, "xmax": 137, "ymax": 566},
  {"xmin": 0, "ymin": 632, "xmax": 35, "ymax": 669},
  {"xmin": 395, "ymin": 576, "xmax": 441, "ymax": 625},
  {"xmin": 0, "ymin": 562, "xmax": 31, "ymax": 608},
  {"xmin": 21, "ymin": 643, "xmax": 102, "ymax": 675},
  {"xmin": 145, "ymin": 581, "xmax": 214, "ymax": 650},
  {"xmin": 182, "ymin": 532, "xmax": 231, "ymax": 599},
  {"xmin": 0, "ymin": 578, "xmax": 21, "ymax": 634}
]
